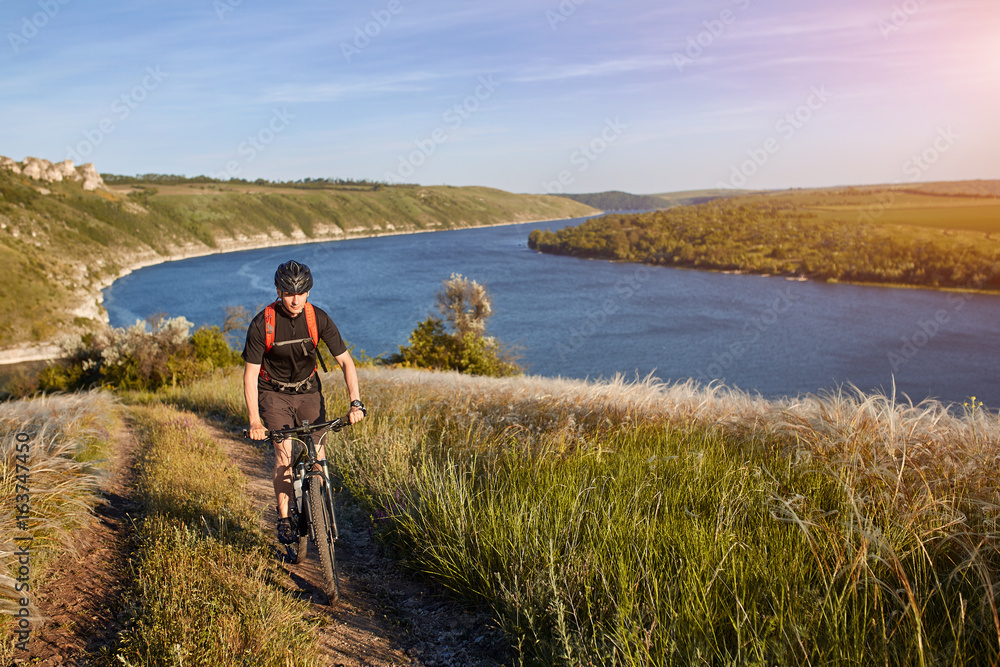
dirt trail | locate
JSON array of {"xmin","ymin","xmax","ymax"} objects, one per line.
[
  {"xmin": 22, "ymin": 421, "xmax": 139, "ymax": 665},
  {"xmin": 214, "ymin": 422, "xmax": 512, "ymax": 667},
  {"xmin": 21, "ymin": 413, "xmax": 511, "ymax": 666}
]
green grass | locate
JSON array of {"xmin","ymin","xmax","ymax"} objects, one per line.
[{"xmin": 168, "ymin": 366, "xmax": 1000, "ymax": 666}]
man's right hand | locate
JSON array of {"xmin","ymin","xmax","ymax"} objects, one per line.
[{"xmin": 248, "ymin": 421, "xmax": 268, "ymax": 441}]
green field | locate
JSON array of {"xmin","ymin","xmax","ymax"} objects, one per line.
[{"xmin": 764, "ymin": 185, "xmax": 1000, "ymax": 235}]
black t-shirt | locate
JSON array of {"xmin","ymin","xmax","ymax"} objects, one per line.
[{"xmin": 242, "ymin": 302, "xmax": 348, "ymax": 389}]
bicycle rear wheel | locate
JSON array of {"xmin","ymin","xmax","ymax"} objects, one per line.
[{"xmin": 307, "ymin": 475, "xmax": 339, "ymax": 602}]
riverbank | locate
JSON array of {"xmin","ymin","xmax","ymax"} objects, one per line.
[
  {"xmin": 0, "ymin": 211, "xmax": 597, "ymax": 366},
  {"xmin": 0, "ymin": 168, "xmax": 597, "ymax": 361}
]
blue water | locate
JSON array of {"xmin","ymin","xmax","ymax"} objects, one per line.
[{"xmin": 102, "ymin": 217, "xmax": 1000, "ymax": 407}]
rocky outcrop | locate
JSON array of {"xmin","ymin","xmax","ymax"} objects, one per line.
[
  {"xmin": 1, "ymin": 155, "xmax": 106, "ymax": 191},
  {"xmin": 79, "ymin": 162, "xmax": 104, "ymax": 191},
  {"xmin": 0, "ymin": 156, "xmax": 21, "ymax": 174}
]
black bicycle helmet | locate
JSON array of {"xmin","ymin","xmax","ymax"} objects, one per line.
[{"xmin": 274, "ymin": 260, "xmax": 314, "ymax": 294}]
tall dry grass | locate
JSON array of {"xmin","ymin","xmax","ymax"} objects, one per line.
[
  {"xmin": 173, "ymin": 366, "xmax": 1000, "ymax": 665},
  {"xmin": 0, "ymin": 391, "xmax": 118, "ymax": 662}
]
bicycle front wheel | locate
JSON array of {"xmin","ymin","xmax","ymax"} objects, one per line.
[{"xmin": 307, "ymin": 475, "xmax": 339, "ymax": 602}]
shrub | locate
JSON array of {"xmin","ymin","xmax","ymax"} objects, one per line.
[
  {"xmin": 37, "ymin": 318, "xmax": 242, "ymax": 393},
  {"xmin": 191, "ymin": 325, "xmax": 243, "ymax": 368},
  {"xmin": 391, "ymin": 275, "xmax": 521, "ymax": 377}
]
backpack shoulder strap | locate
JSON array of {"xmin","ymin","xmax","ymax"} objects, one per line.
[
  {"xmin": 263, "ymin": 302, "xmax": 277, "ymax": 352},
  {"xmin": 303, "ymin": 303, "xmax": 328, "ymax": 372},
  {"xmin": 304, "ymin": 303, "xmax": 319, "ymax": 347}
]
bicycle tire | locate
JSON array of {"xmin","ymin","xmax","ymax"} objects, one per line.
[
  {"xmin": 295, "ymin": 534, "xmax": 309, "ymax": 565},
  {"xmin": 307, "ymin": 475, "xmax": 339, "ymax": 602}
]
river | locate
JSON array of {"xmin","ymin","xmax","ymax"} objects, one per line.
[{"xmin": 102, "ymin": 217, "xmax": 1000, "ymax": 407}]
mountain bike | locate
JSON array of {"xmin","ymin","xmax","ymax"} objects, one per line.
[{"xmin": 245, "ymin": 415, "xmax": 355, "ymax": 603}]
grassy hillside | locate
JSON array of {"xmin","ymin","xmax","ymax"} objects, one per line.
[
  {"xmin": 0, "ymin": 392, "xmax": 119, "ymax": 665},
  {"xmin": 530, "ymin": 180, "xmax": 1000, "ymax": 291},
  {"xmin": 0, "ymin": 169, "xmax": 594, "ymax": 350}
]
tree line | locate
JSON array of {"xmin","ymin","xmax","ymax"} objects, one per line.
[
  {"xmin": 552, "ymin": 190, "xmax": 674, "ymax": 211},
  {"xmin": 101, "ymin": 173, "xmax": 405, "ymax": 190},
  {"xmin": 528, "ymin": 199, "xmax": 1000, "ymax": 290}
]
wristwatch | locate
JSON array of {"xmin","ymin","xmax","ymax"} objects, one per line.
[{"xmin": 350, "ymin": 399, "xmax": 367, "ymax": 415}]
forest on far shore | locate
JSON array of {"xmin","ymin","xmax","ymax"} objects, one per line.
[{"xmin": 529, "ymin": 187, "xmax": 1000, "ymax": 291}]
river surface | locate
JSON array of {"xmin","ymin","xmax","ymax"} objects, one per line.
[{"xmin": 103, "ymin": 217, "xmax": 1000, "ymax": 407}]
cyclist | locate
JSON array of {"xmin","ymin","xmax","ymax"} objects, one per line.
[{"xmin": 242, "ymin": 260, "xmax": 365, "ymax": 545}]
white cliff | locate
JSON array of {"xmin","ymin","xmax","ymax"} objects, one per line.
[{"xmin": 1, "ymin": 155, "xmax": 106, "ymax": 191}]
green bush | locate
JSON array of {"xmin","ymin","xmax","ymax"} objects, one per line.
[
  {"xmin": 395, "ymin": 318, "xmax": 459, "ymax": 370},
  {"xmin": 391, "ymin": 275, "xmax": 522, "ymax": 377},
  {"xmin": 457, "ymin": 331, "xmax": 522, "ymax": 377},
  {"xmin": 191, "ymin": 326, "xmax": 243, "ymax": 368},
  {"xmin": 392, "ymin": 318, "xmax": 521, "ymax": 377},
  {"xmin": 37, "ymin": 318, "xmax": 242, "ymax": 393}
]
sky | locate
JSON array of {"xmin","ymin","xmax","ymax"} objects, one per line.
[{"xmin": 2, "ymin": 0, "xmax": 998, "ymax": 195}]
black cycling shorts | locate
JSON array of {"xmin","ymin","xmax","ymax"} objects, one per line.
[{"xmin": 258, "ymin": 389, "xmax": 327, "ymax": 439}]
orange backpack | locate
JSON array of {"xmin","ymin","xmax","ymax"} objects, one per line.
[
  {"xmin": 259, "ymin": 302, "xmax": 328, "ymax": 388},
  {"xmin": 264, "ymin": 301, "xmax": 319, "ymax": 351}
]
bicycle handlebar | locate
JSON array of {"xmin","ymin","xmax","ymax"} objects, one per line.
[{"xmin": 242, "ymin": 415, "xmax": 354, "ymax": 441}]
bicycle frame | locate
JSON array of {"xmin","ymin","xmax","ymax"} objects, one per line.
[
  {"xmin": 247, "ymin": 415, "xmax": 354, "ymax": 603},
  {"xmin": 289, "ymin": 422, "xmax": 338, "ymax": 543}
]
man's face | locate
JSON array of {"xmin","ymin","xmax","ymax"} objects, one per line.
[{"xmin": 278, "ymin": 290, "xmax": 309, "ymax": 316}]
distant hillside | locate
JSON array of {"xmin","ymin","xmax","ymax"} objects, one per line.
[
  {"xmin": 0, "ymin": 157, "xmax": 596, "ymax": 354},
  {"xmin": 552, "ymin": 190, "xmax": 675, "ymax": 211},
  {"xmin": 554, "ymin": 188, "xmax": 742, "ymax": 212},
  {"xmin": 653, "ymin": 188, "xmax": 747, "ymax": 206}
]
